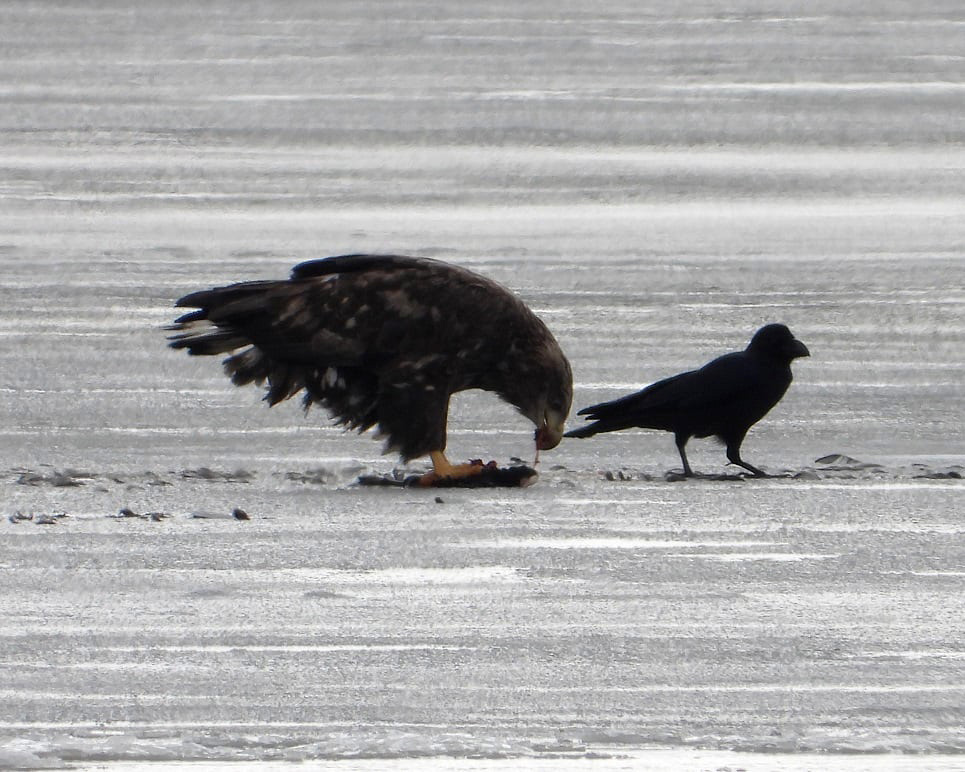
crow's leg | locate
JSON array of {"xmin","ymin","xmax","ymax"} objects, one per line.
[
  {"xmin": 725, "ymin": 443, "xmax": 766, "ymax": 477},
  {"xmin": 674, "ymin": 433, "xmax": 694, "ymax": 477}
]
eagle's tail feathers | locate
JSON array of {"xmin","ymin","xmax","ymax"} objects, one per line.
[
  {"xmin": 169, "ymin": 327, "xmax": 249, "ymax": 356},
  {"xmin": 174, "ymin": 282, "xmax": 277, "ymax": 311},
  {"xmin": 170, "ymin": 308, "xmax": 208, "ymax": 325},
  {"xmin": 221, "ymin": 349, "xmax": 305, "ymax": 406},
  {"xmin": 223, "ymin": 347, "xmax": 270, "ymax": 386},
  {"xmin": 265, "ymin": 366, "xmax": 306, "ymax": 406},
  {"xmin": 300, "ymin": 368, "xmax": 380, "ymax": 434}
]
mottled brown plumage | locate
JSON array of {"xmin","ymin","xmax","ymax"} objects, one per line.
[{"xmin": 168, "ymin": 255, "xmax": 572, "ymax": 480}]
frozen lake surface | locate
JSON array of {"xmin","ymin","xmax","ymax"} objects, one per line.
[{"xmin": 2, "ymin": 1, "xmax": 964, "ymax": 769}]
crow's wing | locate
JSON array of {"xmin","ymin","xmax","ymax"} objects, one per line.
[
  {"xmin": 583, "ymin": 353, "xmax": 752, "ymax": 416},
  {"xmin": 568, "ymin": 352, "xmax": 760, "ymax": 438}
]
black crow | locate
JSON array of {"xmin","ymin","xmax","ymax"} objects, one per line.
[{"xmin": 564, "ymin": 323, "xmax": 809, "ymax": 477}]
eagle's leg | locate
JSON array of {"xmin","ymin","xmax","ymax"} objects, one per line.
[{"xmin": 417, "ymin": 450, "xmax": 488, "ymax": 486}]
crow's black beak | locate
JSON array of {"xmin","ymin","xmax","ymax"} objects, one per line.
[{"xmin": 789, "ymin": 339, "xmax": 810, "ymax": 358}]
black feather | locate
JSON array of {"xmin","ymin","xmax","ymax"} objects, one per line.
[{"xmin": 565, "ymin": 324, "xmax": 809, "ymax": 477}]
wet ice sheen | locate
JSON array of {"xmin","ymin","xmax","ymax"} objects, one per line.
[{"xmin": 2, "ymin": 0, "xmax": 965, "ymax": 767}]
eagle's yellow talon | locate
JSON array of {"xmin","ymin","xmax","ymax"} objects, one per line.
[{"xmin": 418, "ymin": 452, "xmax": 491, "ymax": 485}]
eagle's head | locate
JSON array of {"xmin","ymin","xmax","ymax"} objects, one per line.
[{"xmin": 521, "ymin": 344, "xmax": 573, "ymax": 453}]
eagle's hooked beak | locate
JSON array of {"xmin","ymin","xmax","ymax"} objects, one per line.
[{"xmin": 534, "ymin": 410, "xmax": 566, "ymax": 452}]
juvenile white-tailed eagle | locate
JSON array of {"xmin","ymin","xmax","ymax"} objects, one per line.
[{"xmin": 168, "ymin": 254, "xmax": 572, "ymax": 484}]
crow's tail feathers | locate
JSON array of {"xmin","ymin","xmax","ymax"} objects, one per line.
[
  {"xmin": 564, "ymin": 419, "xmax": 626, "ymax": 439},
  {"xmin": 563, "ymin": 394, "xmax": 636, "ymax": 439},
  {"xmin": 563, "ymin": 424, "xmax": 596, "ymax": 439}
]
